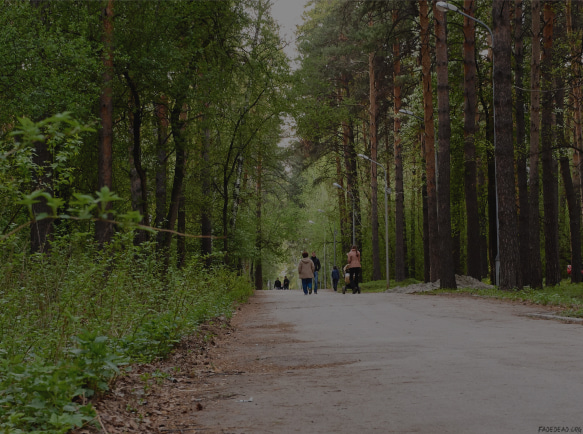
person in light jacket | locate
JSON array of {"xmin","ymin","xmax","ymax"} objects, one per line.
[
  {"xmin": 347, "ymin": 245, "xmax": 362, "ymax": 294},
  {"xmin": 298, "ymin": 251, "xmax": 316, "ymax": 295}
]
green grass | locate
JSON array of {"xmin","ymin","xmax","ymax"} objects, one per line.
[
  {"xmin": 427, "ymin": 281, "xmax": 583, "ymax": 318},
  {"xmin": 0, "ymin": 232, "xmax": 254, "ymax": 433}
]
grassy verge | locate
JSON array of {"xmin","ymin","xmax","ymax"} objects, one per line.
[
  {"xmin": 0, "ymin": 233, "xmax": 254, "ymax": 433},
  {"xmin": 427, "ymin": 282, "xmax": 583, "ymax": 318},
  {"xmin": 360, "ymin": 277, "xmax": 583, "ymax": 318}
]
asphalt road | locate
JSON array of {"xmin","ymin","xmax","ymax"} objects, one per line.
[{"xmin": 192, "ymin": 289, "xmax": 583, "ymax": 434}]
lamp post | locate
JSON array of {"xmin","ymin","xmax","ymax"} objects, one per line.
[
  {"xmin": 357, "ymin": 154, "xmax": 390, "ymax": 289},
  {"xmin": 435, "ymin": 1, "xmax": 500, "ymax": 286},
  {"xmin": 333, "ymin": 182, "xmax": 355, "ymax": 246}
]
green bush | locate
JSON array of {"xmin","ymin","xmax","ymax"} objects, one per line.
[{"xmin": 0, "ymin": 233, "xmax": 254, "ymax": 433}]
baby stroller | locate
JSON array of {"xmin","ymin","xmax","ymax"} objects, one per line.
[{"xmin": 342, "ymin": 264, "xmax": 360, "ymax": 294}]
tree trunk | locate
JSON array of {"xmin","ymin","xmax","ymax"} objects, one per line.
[
  {"xmin": 369, "ymin": 49, "xmax": 381, "ymax": 280},
  {"xmin": 95, "ymin": 0, "xmax": 115, "ymax": 246},
  {"xmin": 154, "ymin": 97, "xmax": 169, "ymax": 250},
  {"xmin": 529, "ymin": 0, "xmax": 544, "ymax": 289},
  {"xmin": 462, "ymin": 0, "xmax": 481, "ymax": 280},
  {"xmin": 567, "ymin": 0, "xmax": 583, "ymax": 217},
  {"xmin": 335, "ymin": 138, "xmax": 349, "ymax": 257},
  {"xmin": 162, "ymin": 102, "xmax": 187, "ymax": 257},
  {"xmin": 177, "ymin": 195, "xmax": 186, "ymax": 268},
  {"xmin": 513, "ymin": 0, "xmax": 530, "ymax": 286},
  {"xmin": 434, "ymin": 2, "xmax": 456, "ymax": 289},
  {"xmin": 201, "ymin": 125, "xmax": 213, "ymax": 265},
  {"xmin": 125, "ymin": 73, "xmax": 149, "ymax": 245},
  {"xmin": 541, "ymin": 1, "xmax": 560, "ymax": 286},
  {"xmin": 254, "ymin": 151, "xmax": 263, "ymax": 290},
  {"xmin": 420, "ymin": 0, "xmax": 439, "ymax": 282},
  {"xmin": 558, "ymin": 70, "xmax": 582, "ymax": 284},
  {"xmin": 393, "ymin": 9, "xmax": 406, "ymax": 282},
  {"xmin": 493, "ymin": 0, "xmax": 522, "ymax": 290}
]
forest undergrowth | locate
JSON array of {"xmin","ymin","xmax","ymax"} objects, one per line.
[{"xmin": 0, "ymin": 233, "xmax": 254, "ymax": 434}]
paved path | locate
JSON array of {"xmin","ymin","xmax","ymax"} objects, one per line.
[{"xmin": 192, "ymin": 289, "xmax": 583, "ymax": 434}]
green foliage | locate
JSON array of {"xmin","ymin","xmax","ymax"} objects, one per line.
[
  {"xmin": 0, "ymin": 234, "xmax": 254, "ymax": 432},
  {"xmin": 360, "ymin": 278, "xmax": 421, "ymax": 293}
]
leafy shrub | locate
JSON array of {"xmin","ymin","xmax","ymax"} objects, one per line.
[{"xmin": 0, "ymin": 233, "xmax": 254, "ymax": 432}]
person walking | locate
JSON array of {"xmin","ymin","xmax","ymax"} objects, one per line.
[
  {"xmin": 283, "ymin": 276, "xmax": 290, "ymax": 290},
  {"xmin": 311, "ymin": 251, "xmax": 321, "ymax": 293},
  {"xmin": 347, "ymin": 245, "xmax": 362, "ymax": 294},
  {"xmin": 298, "ymin": 251, "xmax": 315, "ymax": 295},
  {"xmin": 274, "ymin": 278, "xmax": 282, "ymax": 290},
  {"xmin": 331, "ymin": 265, "xmax": 340, "ymax": 292}
]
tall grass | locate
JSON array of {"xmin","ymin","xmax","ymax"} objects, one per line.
[{"xmin": 0, "ymin": 232, "xmax": 254, "ymax": 433}]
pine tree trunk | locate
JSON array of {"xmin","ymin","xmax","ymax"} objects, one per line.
[
  {"xmin": 513, "ymin": 0, "xmax": 530, "ymax": 286},
  {"xmin": 541, "ymin": 1, "xmax": 560, "ymax": 286},
  {"xmin": 369, "ymin": 50, "xmax": 381, "ymax": 280},
  {"xmin": 462, "ymin": 0, "xmax": 481, "ymax": 280},
  {"xmin": 393, "ymin": 9, "xmax": 406, "ymax": 282},
  {"xmin": 567, "ymin": 0, "xmax": 583, "ymax": 217},
  {"xmin": 493, "ymin": 0, "xmax": 522, "ymax": 290},
  {"xmin": 95, "ymin": 0, "xmax": 115, "ymax": 246},
  {"xmin": 434, "ymin": 3, "xmax": 456, "ymax": 289},
  {"xmin": 420, "ymin": 0, "xmax": 439, "ymax": 282},
  {"xmin": 529, "ymin": 0, "xmax": 544, "ymax": 288},
  {"xmin": 557, "ymin": 70, "xmax": 582, "ymax": 284}
]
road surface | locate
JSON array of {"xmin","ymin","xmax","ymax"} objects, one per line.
[{"xmin": 187, "ymin": 289, "xmax": 583, "ymax": 434}]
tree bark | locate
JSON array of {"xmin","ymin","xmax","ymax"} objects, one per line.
[
  {"xmin": 513, "ymin": 0, "xmax": 530, "ymax": 286},
  {"xmin": 154, "ymin": 97, "xmax": 169, "ymax": 250},
  {"xmin": 95, "ymin": 0, "xmax": 115, "ymax": 246},
  {"xmin": 162, "ymin": 101, "xmax": 187, "ymax": 257},
  {"xmin": 393, "ymin": 9, "xmax": 406, "ymax": 282},
  {"xmin": 434, "ymin": 2, "xmax": 456, "ymax": 289},
  {"xmin": 541, "ymin": 1, "xmax": 560, "ymax": 286},
  {"xmin": 201, "ymin": 124, "xmax": 213, "ymax": 264},
  {"xmin": 369, "ymin": 48, "xmax": 381, "ymax": 281},
  {"xmin": 529, "ymin": 0, "xmax": 544, "ymax": 288},
  {"xmin": 557, "ymin": 76, "xmax": 582, "ymax": 283},
  {"xmin": 177, "ymin": 195, "xmax": 186, "ymax": 268},
  {"xmin": 462, "ymin": 0, "xmax": 481, "ymax": 280},
  {"xmin": 420, "ymin": 0, "xmax": 439, "ymax": 282},
  {"xmin": 493, "ymin": 0, "xmax": 522, "ymax": 290},
  {"xmin": 254, "ymin": 150, "xmax": 263, "ymax": 290},
  {"xmin": 125, "ymin": 73, "xmax": 149, "ymax": 245}
]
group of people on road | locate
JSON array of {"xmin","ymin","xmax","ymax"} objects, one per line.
[
  {"xmin": 273, "ymin": 276, "xmax": 290, "ymax": 290},
  {"xmin": 297, "ymin": 246, "xmax": 361, "ymax": 295}
]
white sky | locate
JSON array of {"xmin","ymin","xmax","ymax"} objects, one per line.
[
  {"xmin": 270, "ymin": 0, "xmax": 311, "ymax": 63},
  {"xmin": 269, "ymin": 0, "xmax": 311, "ymax": 146}
]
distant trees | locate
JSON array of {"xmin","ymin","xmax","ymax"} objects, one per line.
[
  {"xmin": 0, "ymin": 0, "xmax": 294, "ymax": 285},
  {"xmin": 293, "ymin": 0, "xmax": 583, "ymax": 289}
]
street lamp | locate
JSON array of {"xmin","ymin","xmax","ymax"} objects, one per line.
[
  {"xmin": 435, "ymin": 1, "xmax": 500, "ymax": 286},
  {"xmin": 333, "ymin": 182, "xmax": 355, "ymax": 246},
  {"xmin": 358, "ymin": 154, "xmax": 390, "ymax": 289}
]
